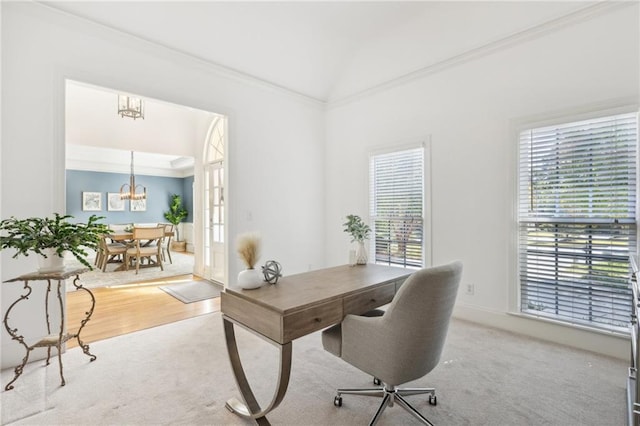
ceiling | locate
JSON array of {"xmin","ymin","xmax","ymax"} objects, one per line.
[
  {"xmin": 65, "ymin": 80, "xmax": 207, "ymax": 176},
  {"xmin": 44, "ymin": 1, "xmax": 593, "ymax": 103}
]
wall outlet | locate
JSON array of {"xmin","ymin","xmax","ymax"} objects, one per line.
[{"xmin": 466, "ymin": 283, "xmax": 474, "ymax": 295}]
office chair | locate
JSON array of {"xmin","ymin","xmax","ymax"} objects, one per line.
[{"xmin": 322, "ymin": 261, "xmax": 462, "ymax": 425}]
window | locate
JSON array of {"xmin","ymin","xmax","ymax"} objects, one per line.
[
  {"xmin": 369, "ymin": 147, "xmax": 424, "ymax": 268},
  {"xmin": 518, "ymin": 112, "xmax": 638, "ymax": 332}
]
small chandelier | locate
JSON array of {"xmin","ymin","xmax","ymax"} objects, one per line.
[
  {"xmin": 118, "ymin": 95, "xmax": 144, "ymax": 120},
  {"xmin": 120, "ymin": 151, "xmax": 147, "ymax": 200}
]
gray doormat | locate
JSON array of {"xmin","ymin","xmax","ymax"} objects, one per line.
[{"xmin": 159, "ymin": 280, "xmax": 222, "ymax": 303}]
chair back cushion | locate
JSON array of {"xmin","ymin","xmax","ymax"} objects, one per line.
[
  {"xmin": 341, "ymin": 261, "xmax": 462, "ymax": 386},
  {"xmin": 132, "ymin": 226, "xmax": 164, "ymax": 240}
]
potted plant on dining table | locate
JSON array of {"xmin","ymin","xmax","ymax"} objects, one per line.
[{"xmin": 0, "ymin": 213, "xmax": 110, "ymax": 272}]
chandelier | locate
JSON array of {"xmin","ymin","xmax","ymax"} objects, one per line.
[
  {"xmin": 118, "ymin": 95, "xmax": 144, "ymax": 120},
  {"xmin": 120, "ymin": 151, "xmax": 147, "ymax": 200}
]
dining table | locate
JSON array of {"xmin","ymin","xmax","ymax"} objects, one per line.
[{"xmin": 104, "ymin": 230, "xmax": 174, "ymax": 271}]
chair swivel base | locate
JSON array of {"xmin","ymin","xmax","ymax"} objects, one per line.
[{"xmin": 333, "ymin": 382, "xmax": 437, "ymax": 426}]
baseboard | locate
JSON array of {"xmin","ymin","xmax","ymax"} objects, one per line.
[{"xmin": 453, "ymin": 303, "xmax": 629, "ymax": 360}]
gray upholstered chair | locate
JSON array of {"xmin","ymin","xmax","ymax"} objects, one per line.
[{"xmin": 322, "ymin": 261, "xmax": 462, "ymax": 426}]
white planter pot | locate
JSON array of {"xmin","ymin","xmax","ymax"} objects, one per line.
[
  {"xmin": 237, "ymin": 268, "xmax": 263, "ymax": 290},
  {"xmin": 356, "ymin": 241, "xmax": 368, "ymax": 265},
  {"xmin": 37, "ymin": 248, "xmax": 66, "ymax": 273}
]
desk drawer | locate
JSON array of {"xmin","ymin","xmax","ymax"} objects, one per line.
[
  {"xmin": 283, "ymin": 300, "xmax": 342, "ymax": 342},
  {"xmin": 344, "ymin": 282, "xmax": 396, "ymax": 316}
]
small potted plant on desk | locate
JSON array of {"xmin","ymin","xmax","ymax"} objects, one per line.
[
  {"xmin": 164, "ymin": 194, "xmax": 188, "ymax": 252},
  {"xmin": 343, "ymin": 214, "xmax": 371, "ymax": 265},
  {"xmin": 0, "ymin": 213, "xmax": 109, "ymax": 272}
]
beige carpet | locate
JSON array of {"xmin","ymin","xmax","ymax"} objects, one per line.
[
  {"xmin": 0, "ymin": 315, "xmax": 626, "ymax": 425},
  {"xmin": 64, "ymin": 250, "xmax": 194, "ymax": 291}
]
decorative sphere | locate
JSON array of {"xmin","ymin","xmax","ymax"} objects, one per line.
[{"xmin": 262, "ymin": 260, "xmax": 283, "ymax": 284}]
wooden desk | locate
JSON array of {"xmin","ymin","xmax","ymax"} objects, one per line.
[{"xmin": 221, "ymin": 264, "xmax": 411, "ymax": 424}]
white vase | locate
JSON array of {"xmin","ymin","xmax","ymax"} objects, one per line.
[
  {"xmin": 356, "ymin": 241, "xmax": 368, "ymax": 265},
  {"xmin": 237, "ymin": 268, "xmax": 263, "ymax": 290},
  {"xmin": 37, "ymin": 248, "xmax": 66, "ymax": 273}
]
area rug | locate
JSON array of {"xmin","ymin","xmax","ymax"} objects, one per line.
[
  {"xmin": 159, "ymin": 280, "xmax": 221, "ymax": 303},
  {"xmin": 64, "ymin": 250, "xmax": 195, "ymax": 291}
]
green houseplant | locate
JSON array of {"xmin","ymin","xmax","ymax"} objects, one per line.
[
  {"xmin": 343, "ymin": 214, "xmax": 371, "ymax": 265},
  {"xmin": 0, "ymin": 213, "xmax": 109, "ymax": 271},
  {"xmin": 164, "ymin": 194, "xmax": 188, "ymax": 249}
]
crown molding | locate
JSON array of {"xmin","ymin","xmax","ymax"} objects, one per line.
[
  {"xmin": 327, "ymin": 1, "xmax": 636, "ymax": 109},
  {"xmin": 21, "ymin": 1, "xmax": 635, "ymax": 112},
  {"xmin": 66, "ymin": 159, "xmax": 193, "ymax": 178}
]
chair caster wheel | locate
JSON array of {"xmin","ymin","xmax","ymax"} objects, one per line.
[
  {"xmin": 373, "ymin": 377, "xmax": 381, "ymax": 386},
  {"xmin": 429, "ymin": 394, "xmax": 437, "ymax": 406},
  {"xmin": 334, "ymin": 395, "xmax": 343, "ymax": 407}
]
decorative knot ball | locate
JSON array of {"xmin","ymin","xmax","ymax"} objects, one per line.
[{"xmin": 262, "ymin": 260, "xmax": 283, "ymax": 284}]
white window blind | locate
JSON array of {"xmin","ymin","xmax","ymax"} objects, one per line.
[
  {"xmin": 369, "ymin": 147, "xmax": 424, "ymax": 268},
  {"xmin": 518, "ymin": 112, "xmax": 638, "ymax": 332}
]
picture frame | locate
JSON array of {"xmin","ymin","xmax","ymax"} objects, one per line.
[
  {"xmin": 82, "ymin": 192, "xmax": 102, "ymax": 211},
  {"xmin": 107, "ymin": 193, "xmax": 125, "ymax": 211},
  {"xmin": 130, "ymin": 198, "xmax": 147, "ymax": 212}
]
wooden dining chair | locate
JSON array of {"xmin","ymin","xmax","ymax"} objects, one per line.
[
  {"xmin": 125, "ymin": 226, "xmax": 165, "ymax": 274},
  {"xmin": 160, "ymin": 223, "xmax": 174, "ymax": 264},
  {"xmin": 97, "ymin": 235, "xmax": 128, "ymax": 272}
]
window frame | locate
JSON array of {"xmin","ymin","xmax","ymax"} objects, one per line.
[
  {"xmin": 514, "ymin": 108, "xmax": 639, "ymax": 333},
  {"xmin": 369, "ymin": 142, "xmax": 431, "ymax": 269}
]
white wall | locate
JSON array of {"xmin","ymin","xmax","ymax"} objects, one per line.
[
  {"xmin": 325, "ymin": 4, "xmax": 639, "ymax": 358},
  {"xmin": 1, "ymin": 3, "xmax": 325, "ymax": 368}
]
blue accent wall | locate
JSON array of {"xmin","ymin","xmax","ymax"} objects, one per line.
[{"xmin": 66, "ymin": 170, "xmax": 193, "ymax": 224}]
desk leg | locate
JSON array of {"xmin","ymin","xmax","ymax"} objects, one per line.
[{"xmin": 223, "ymin": 318, "xmax": 292, "ymax": 426}]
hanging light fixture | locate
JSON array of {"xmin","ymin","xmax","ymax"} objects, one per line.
[
  {"xmin": 118, "ymin": 95, "xmax": 144, "ymax": 120},
  {"xmin": 120, "ymin": 151, "xmax": 147, "ymax": 200}
]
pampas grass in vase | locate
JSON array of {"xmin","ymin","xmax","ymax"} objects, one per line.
[{"xmin": 236, "ymin": 232, "xmax": 263, "ymax": 289}]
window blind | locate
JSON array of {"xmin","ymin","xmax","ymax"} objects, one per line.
[
  {"xmin": 369, "ymin": 147, "xmax": 424, "ymax": 268},
  {"xmin": 518, "ymin": 112, "xmax": 638, "ymax": 332}
]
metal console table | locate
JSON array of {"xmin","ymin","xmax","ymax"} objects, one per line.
[{"xmin": 3, "ymin": 267, "xmax": 96, "ymax": 391}]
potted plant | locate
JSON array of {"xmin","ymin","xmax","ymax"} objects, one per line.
[
  {"xmin": 0, "ymin": 213, "xmax": 109, "ymax": 272},
  {"xmin": 343, "ymin": 214, "xmax": 371, "ymax": 265},
  {"xmin": 164, "ymin": 194, "xmax": 188, "ymax": 252}
]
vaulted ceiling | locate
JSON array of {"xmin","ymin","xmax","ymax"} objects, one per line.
[{"xmin": 45, "ymin": 1, "xmax": 592, "ymax": 103}]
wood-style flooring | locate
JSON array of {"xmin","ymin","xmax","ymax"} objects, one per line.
[{"xmin": 66, "ymin": 274, "xmax": 220, "ymax": 348}]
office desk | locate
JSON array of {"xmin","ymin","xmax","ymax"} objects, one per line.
[{"xmin": 221, "ymin": 264, "xmax": 411, "ymax": 425}]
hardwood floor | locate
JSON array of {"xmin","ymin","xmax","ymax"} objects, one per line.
[{"xmin": 66, "ymin": 274, "xmax": 220, "ymax": 348}]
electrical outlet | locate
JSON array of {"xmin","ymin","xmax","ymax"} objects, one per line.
[{"xmin": 466, "ymin": 283, "xmax": 474, "ymax": 295}]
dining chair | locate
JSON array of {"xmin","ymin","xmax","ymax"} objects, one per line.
[
  {"xmin": 321, "ymin": 261, "xmax": 462, "ymax": 426},
  {"xmin": 125, "ymin": 226, "xmax": 165, "ymax": 274},
  {"xmin": 160, "ymin": 223, "xmax": 174, "ymax": 264},
  {"xmin": 97, "ymin": 236, "xmax": 128, "ymax": 272}
]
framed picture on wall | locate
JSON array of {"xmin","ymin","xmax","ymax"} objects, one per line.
[
  {"xmin": 82, "ymin": 192, "xmax": 102, "ymax": 211},
  {"xmin": 131, "ymin": 198, "xmax": 147, "ymax": 212},
  {"xmin": 107, "ymin": 193, "xmax": 125, "ymax": 211}
]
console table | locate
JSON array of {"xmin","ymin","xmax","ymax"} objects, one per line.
[
  {"xmin": 3, "ymin": 267, "xmax": 96, "ymax": 391},
  {"xmin": 221, "ymin": 264, "xmax": 412, "ymax": 425}
]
